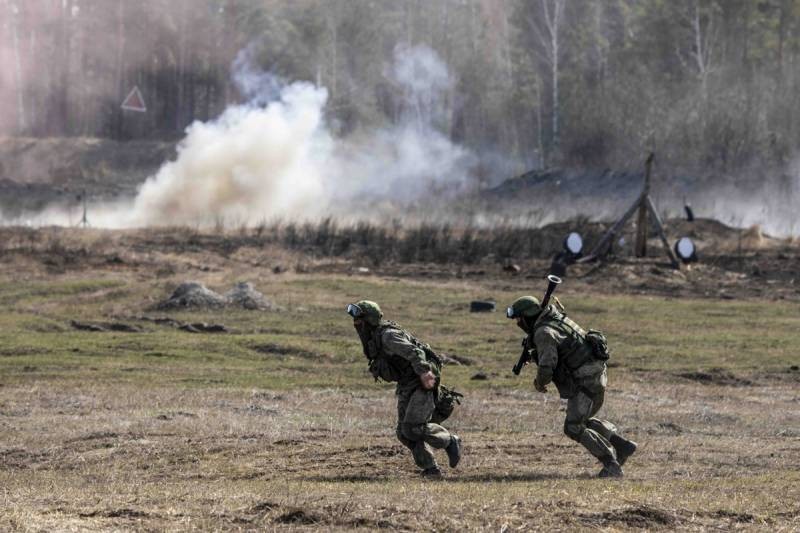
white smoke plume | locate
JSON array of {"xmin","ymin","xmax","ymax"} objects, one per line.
[
  {"xmin": 128, "ymin": 82, "xmax": 331, "ymax": 226},
  {"xmin": 688, "ymin": 161, "xmax": 800, "ymax": 237},
  {"xmin": 328, "ymin": 44, "xmax": 474, "ymax": 206},
  {"xmin": 389, "ymin": 43, "xmax": 455, "ymax": 132},
  {"xmin": 101, "ymin": 43, "xmax": 476, "ymax": 227}
]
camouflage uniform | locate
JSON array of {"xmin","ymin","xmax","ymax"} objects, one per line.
[
  {"xmin": 509, "ymin": 295, "xmax": 637, "ymax": 476},
  {"xmin": 531, "ymin": 308, "xmax": 619, "ymax": 463},
  {"xmin": 348, "ymin": 300, "xmax": 461, "ymax": 475},
  {"xmin": 371, "ymin": 325, "xmax": 452, "ymax": 470}
]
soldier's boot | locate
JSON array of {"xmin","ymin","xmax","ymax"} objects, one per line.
[
  {"xmin": 420, "ymin": 466, "xmax": 443, "ymax": 479},
  {"xmin": 598, "ymin": 457, "xmax": 623, "ymax": 478},
  {"xmin": 445, "ymin": 435, "xmax": 462, "ymax": 468},
  {"xmin": 610, "ymin": 434, "xmax": 638, "ymax": 466}
]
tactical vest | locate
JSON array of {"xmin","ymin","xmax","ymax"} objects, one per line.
[
  {"xmin": 367, "ymin": 322, "xmax": 441, "ymax": 384},
  {"xmin": 530, "ymin": 310, "xmax": 596, "ymax": 388},
  {"xmin": 536, "ymin": 311, "xmax": 595, "ymax": 370}
]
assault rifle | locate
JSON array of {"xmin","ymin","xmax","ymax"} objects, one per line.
[{"xmin": 512, "ymin": 274, "xmax": 562, "ymax": 375}]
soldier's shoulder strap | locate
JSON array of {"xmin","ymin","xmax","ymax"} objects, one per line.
[
  {"xmin": 534, "ymin": 311, "xmax": 585, "ymax": 344},
  {"xmin": 377, "ymin": 322, "xmax": 441, "ymax": 366},
  {"xmin": 391, "ymin": 323, "xmax": 442, "ymax": 369}
]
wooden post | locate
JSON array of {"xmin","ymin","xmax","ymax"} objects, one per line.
[
  {"xmin": 645, "ymin": 196, "xmax": 680, "ymax": 269},
  {"xmin": 634, "ymin": 153, "xmax": 654, "ymax": 257},
  {"xmin": 578, "ymin": 197, "xmax": 641, "ymax": 263},
  {"xmin": 577, "ymin": 152, "xmax": 680, "ymax": 269}
]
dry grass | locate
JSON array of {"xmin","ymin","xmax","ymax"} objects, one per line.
[{"xmin": 2, "ymin": 378, "xmax": 799, "ymax": 531}]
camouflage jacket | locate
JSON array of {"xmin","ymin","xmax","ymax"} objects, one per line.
[
  {"xmin": 367, "ymin": 321, "xmax": 437, "ymax": 392},
  {"xmin": 529, "ymin": 306, "xmax": 604, "ymax": 399}
]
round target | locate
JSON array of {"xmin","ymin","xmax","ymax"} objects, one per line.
[
  {"xmin": 674, "ymin": 237, "xmax": 697, "ymax": 263},
  {"xmin": 564, "ymin": 232, "xmax": 583, "ymax": 256}
]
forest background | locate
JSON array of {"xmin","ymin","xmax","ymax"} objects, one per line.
[{"xmin": 1, "ymin": 0, "xmax": 798, "ymax": 183}]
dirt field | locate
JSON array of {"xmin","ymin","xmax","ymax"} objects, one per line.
[{"xmin": 1, "ymin": 227, "xmax": 799, "ymax": 531}]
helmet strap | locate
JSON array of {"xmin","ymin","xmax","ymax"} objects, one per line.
[{"xmin": 517, "ymin": 313, "xmax": 541, "ymax": 333}]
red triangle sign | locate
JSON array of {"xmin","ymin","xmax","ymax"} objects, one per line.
[{"xmin": 121, "ymin": 86, "xmax": 147, "ymax": 112}]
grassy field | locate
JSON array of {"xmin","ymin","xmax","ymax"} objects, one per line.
[{"xmin": 2, "ymin": 270, "xmax": 800, "ymax": 531}]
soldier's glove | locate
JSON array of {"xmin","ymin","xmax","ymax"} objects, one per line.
[
  {"xmin": 533, "ymin": 376, "xmax": 548, "ymax": 393},
  {"xmin": 420, "ymin": 371, "xmax": 437, "ymax": 390}
]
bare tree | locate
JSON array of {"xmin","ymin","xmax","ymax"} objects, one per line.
[
  {"xmin": 677, "ymin": 0, "xmax": 719, "ymax": 103},
  {"xmin": 525, "ymin": 0, "xmax": 566, "ymax": 163},
  {"xmin": 175, "ymin": 0, "xmax": 187, "ymax": 131},
  {"xmin": 113, "ymin": 0, "xmax": 125, "ymax": 138},
  {"xmin": 9, "ymin": 1, "xmax": 26, "ymax": 132}
]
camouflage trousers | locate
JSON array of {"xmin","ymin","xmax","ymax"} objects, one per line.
[
  {"xmin": 563, "ymin": 387, "xmax": 619, "ymax": 462},
  {"xmin": 396, "ymin": 386, "xmax": 452, "ymax": 470}
]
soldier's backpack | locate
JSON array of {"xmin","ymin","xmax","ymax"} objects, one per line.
[
  {"xmin": 410, "ymin": 337, "xmax": 443, "ymax": 371},
  {"xmin": 367, "ymin": 355, "xmax": 403, "ymax": 382},
  {"xmin": 431, "ymin": 385, "xmax": 463, "ymax": 424},
  {"xmin": 536, "ymin": 309, "xmax": 611, "ymax": 363},
  {"xmin": 368, "ymin": 323, "xmax": 444, "ymax": 382},
  {"xmin": 585, "ymin": 329, "xmax": 611, "ymax": 361}
]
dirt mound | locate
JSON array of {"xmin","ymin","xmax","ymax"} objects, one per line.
[
  {"xmin": 157, "ymin": 281, "xmax": 277, "ymax": 311},
  {"xmin": 275, "ymin": 508, "xmax": 320, "ymax": 525},
  {"xmin": 157, "ymin": 282, "xmax": 228, "ymax": 310},
  {"xmin": 666, "ymin": 219, "xmax": 784, "ymax": 252},
  {"xmin": 676, "ymin": 368, "xmax": 754, "ymax": 386},
  {"xmin": 252, "ymin": 343, "xmax": 323, "ymax": 358},
  {"xmin": 485, "ymin": 164, "xmax": 795, "ymax": 230},
  {"xmin": 70, "ymin": 320, "xmax": 142, "ymax": 333},
  {"xmin": 488, "ymin": 167, "xmax": 648, "ymax": 201},
  {"xmin": 224, "ymin": 282, "xmax": 274, "ymax": 310},
  {"xmin": 78, "ymin": 508, "xmax": 150, "ymax": 519},
  {"xmin": 0, "ymin": 136, "xmax": 175, "ymax": 217},
  {"xmin": 708, "ymin": 510, "xmax": 756, "ymax": 523},
  {"xmin": 578, "ymin": 505, "xmax": 678, "ymax": 528}
]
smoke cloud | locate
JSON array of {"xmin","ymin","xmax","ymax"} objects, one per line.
[
  {"xmin": 689, "ymin": 161, "xmax": 800, "ymax": 237},
  {"xmin": 92, "ymin": 43, "xmax": 475, "ymax": 227},
  {"xmin": 4, "ymin": 34, "xmax": 797, "ymax": 236},
  {"xmin": 127, "ymin": 81, "xmax": 331, "ymax": 226}
]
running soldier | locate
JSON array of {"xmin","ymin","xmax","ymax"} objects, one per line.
[
  {"xmin": 346, "ymin": 300, "xmax": 462, "ymax": 478},
  {"xmin": 506, "ymin": 295, "xmax": 637, "ymax": 477}
]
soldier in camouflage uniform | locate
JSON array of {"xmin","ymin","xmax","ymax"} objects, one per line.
[
  {"xmin": 506, "ymin": 295, "xmax": 637, "ymax": 478},
  {"xmin": 347, "ymin": 300, "xmax": 462, "ymax": 478}
]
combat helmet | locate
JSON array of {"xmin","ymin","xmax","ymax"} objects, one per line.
[
  {"xmin": 506, "ymin": 296, "xmax": 542, "ymax": 319},
  {"xmin": 346, "ymin": 300, "xmax": 383, "ymax": 326}
]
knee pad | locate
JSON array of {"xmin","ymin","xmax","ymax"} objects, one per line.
[
  {"xmin": 401, "ymin": 422, "xmax": 425, "ymax": 441},
  {"xmin": 564, "ymin": 421, "xmax": 584, "ymax": 442}
]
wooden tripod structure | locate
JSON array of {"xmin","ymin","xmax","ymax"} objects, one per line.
[{"xmin": 578, "ymin": 153, "xmax": 680, "ymax": 269}]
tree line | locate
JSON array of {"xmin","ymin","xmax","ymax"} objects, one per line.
[{"xmin": 2, "ymin": 0, "xmax": 798, "ymax": 177}]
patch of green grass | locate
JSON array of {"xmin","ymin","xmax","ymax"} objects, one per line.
[
  {"xmin": 0, "ymin": 278, "xmax": 126, "ymax": 306},
  {"xmin": 1, "ymin": 275, "xmax": 798, "ymax": 391}
]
